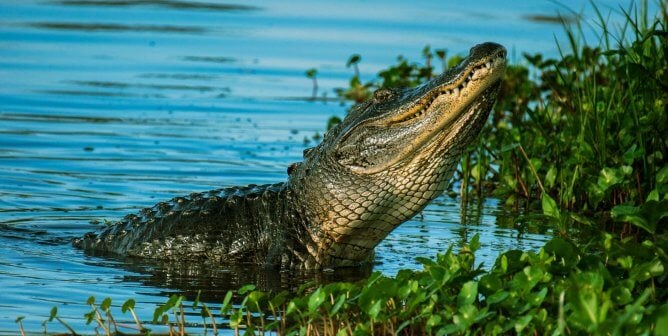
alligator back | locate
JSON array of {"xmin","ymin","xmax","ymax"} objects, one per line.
[{"xmin": 74, "ymin": 183, "xmax": 297, "ymax": 266}]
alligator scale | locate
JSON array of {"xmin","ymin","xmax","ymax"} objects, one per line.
[{"xmin": 74, "ymin": 43, "xmax": 507, "ymax": 269}]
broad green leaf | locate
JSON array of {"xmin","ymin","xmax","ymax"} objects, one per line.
[
  {"xmin": 541, "ymin": 193, "xmax": 561, "ymax": 221},
  {"xmin": 528, "ymin": 287, "xmax": 548, "ymax": 306},
  {"xmin": 610, "ymin": 200, "xmax": 666, "ymax": 234},
  {"xmin": 121, "ymin": 298, "xmax": 135, "ymax": 313},
  {"xmin": 545, "ymin": 166, "xmax": 557, "ymax": 188},
  {"xmin": 238, "ymin": 284, "xmax": 256, "ymax": 295},
  {"xmin": 457, "ymin": 281, "xmax": 478, "ymax": 307},
  {"xmin": 101, "ymin": 297, "xmax": 111, "ymax": 311},
  {"xmin": 220, "ymin": 290, "xmax": 233, "ymax": 315},
  {"xmin": 366, "ymin": 300, "xmax": 382, "ymax": 319},
  {"xmin": 655, "ymin": 304, "xmax": 668, "ymax": 336},
  {"xmin": 657, "ymin": 165, "xmax": 668, "ymax": 184},
  {"xmin": 454, "ymin": 304, "xmax": 478, "ymax": 327},
  {"xmin": 329, "ymin": 294, "xmax": 347, "ymax": 317},
  {"xmin": 49, "ymin": 306, "xmax": 57, "ymax": 322},
  {"xmin": 307, "ymin": 288, "xmax": 326, "ymax": 314},
  {"xmin": 486, "ymin": 291, "xmax": 509, "ymax": 305},
  {"xmin": 346, "ymin": 54, "xmax": 361, "ymax": 67},
  {"xmin": 647, "ymin": 189, "xmax": 659, "ymax": 202},
  {"xmin": 544, "ymin": 237, "xmax": 580, "ymax": 273},
  {"xmin": 270, "ymin": 291, "xmax": 288, "ymax": 308},
  {"xmin": 479, "ymin": 274, "xmax": 502, "ymax": 295},
  {"xmin": 597, "ymin": 166, "xmax": 630, "ymax": 190},
  {"xmin": 469, "ymin": 234, "xmax": 481, "ymax": 252},
  {"xmin": 426, "ymin": 314, "xmax": 442, "ymax": 328},
  {"xmin": 514, "ymin": 314, "xmax": 533, "ymax": 333},
  {"xmin": 285, "ymin": 301, "xmax": 299, "ymax": 316},
  {"xmin": 629, "ymin": 258, "xmax": 664, "ymax": 281},
  {"xmin": 610, "ymin": 286, "xmax": 633, "ymax": 305}
]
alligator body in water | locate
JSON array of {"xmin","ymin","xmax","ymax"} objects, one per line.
[{"xmin": 74, "ymin": 42, "xmax": 506, "ymax": 269}]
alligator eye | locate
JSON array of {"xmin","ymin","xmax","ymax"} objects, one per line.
[
  {"xmin": 373, "ymin": 88, "xmax": 395, "ymax": 102},
  {"xmin": 287, "ymin": 162, "xmax": 300, "ymax": 175}
]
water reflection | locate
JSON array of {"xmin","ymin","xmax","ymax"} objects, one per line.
[
  {"xmin": 67, "ymin": 80, "xmax": 229, "ymax": 93},
  {"xmin": 27, "ymin": 22, "xmax": 208, "ymax": 34},
  {"xmin": 106, "ymin": 256, "xmax": 373, "ymax": 301},
  {"xmin": 182, "ymin": 56, "xmax": 236, "ymax": 64},
  {"xmin": 138, "ymin": 73, "xmax": 219, "ymax": 80},
  {"xmin": 51, "ymin": 0, "xmax": 260, "ymax": 12}
]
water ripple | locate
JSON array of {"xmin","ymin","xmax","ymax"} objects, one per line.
[
  {"xmin": 27, "ymin": 22, "xmax": 208, "ymax": 34},
  {"xmin": 51, "ymin": 0, "xmax": 260, "ymax": 12}
]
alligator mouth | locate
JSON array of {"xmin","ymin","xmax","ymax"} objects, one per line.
[
  {"xmin": 390, "ymin": 48, "xmax": 506, "ymax": 125},
  {"xmin": 369, "ymin": 47, "xmax": 506, "ymax": 172}
]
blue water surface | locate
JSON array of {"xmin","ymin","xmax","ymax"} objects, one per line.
[{"xmin": 0, "ymin": 0, "xmax": 650, "ymax": 333}]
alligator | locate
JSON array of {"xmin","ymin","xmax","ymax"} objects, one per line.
[{"xmin": 74, "ymin": 42, "xmax": 506, "ymax": 269}]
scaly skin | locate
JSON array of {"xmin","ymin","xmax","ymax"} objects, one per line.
[{"xmin": 74, "ymin": 42, "xmax": 506, "ymax": 269}]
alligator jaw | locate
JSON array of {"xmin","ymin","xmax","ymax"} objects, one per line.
[{"xmin": 389, "ymin": 48, "xmax": 506, "ymax": 126}]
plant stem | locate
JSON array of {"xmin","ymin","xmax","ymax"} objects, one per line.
[{"xmin": 518, "ymin": 144, "xmax": 545, "ymax": 194}]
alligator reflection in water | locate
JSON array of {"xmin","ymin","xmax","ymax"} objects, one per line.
[{"xmin": 112, "ymin": 256, "xmax": 372, "ymax": 301}]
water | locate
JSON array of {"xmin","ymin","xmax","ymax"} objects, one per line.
[{"xmin": 0, "ymin": 0, "xmax": 645, "ymax": 333}]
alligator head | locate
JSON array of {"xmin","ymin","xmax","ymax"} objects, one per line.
[{"xmin": 288, "ymin": 42, "xmax": 506, "ymax": 268}]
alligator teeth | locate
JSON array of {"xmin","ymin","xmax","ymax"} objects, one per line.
[{"xmin": 397, "ymin": 50, "xmax": 506, "ymax": 124}]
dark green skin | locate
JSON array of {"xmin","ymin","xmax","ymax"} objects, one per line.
[{"xmin": 74, "ymin": 42, "xmax": 507, "ymax": 269}]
